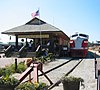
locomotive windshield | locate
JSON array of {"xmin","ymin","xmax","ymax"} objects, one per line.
[
  {"xmin": 79, "ymin": 34, "xmax": 88, "ymax": 38},
  {"xmin": 79, "ymin": 34, "xmax": 87, "ymax": 37},
  {"xmin": 71, "ymin": 34, "xmax": 78, "ymax": 37},
  {"xmin": 71, "ymin": 33, "xmax": 89, "ymax": 39}
]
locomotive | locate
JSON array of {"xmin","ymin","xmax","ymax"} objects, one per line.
[{"xmin": 70, "ymin": 33, "xmax": 89, "ymax": 57}]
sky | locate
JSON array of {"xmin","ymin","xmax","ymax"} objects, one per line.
[{"xmin": 0, "ymin": 0, "xmax": 100, "ymax": 43}]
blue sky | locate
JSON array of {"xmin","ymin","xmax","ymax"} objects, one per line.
[{"xmin": 0, "ymin": 0, "xmax": 100, "ymax": 43}]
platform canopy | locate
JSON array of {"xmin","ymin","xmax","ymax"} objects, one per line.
[{"xmin": 2, "ymin": 17, "xmax": 69, "ymax": 40}]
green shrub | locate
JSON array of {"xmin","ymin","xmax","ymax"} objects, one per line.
[
  {"xmin": 15, "ymin": 82, "xmax": 48, "ymax": 90},
  {"xmin": 0, "ymin": 76, "xmax": 19, "ymax": 86},
  {"xmin": 37, "ymin": 53, "xmax": 53, "ymax": 63},
  {"xmin": 62, "ymin": 76, "xmax": 84, "ymax": 83},
  {"xmin": 15, "ymin": 82, "xmax": 35, "ymax": 90},
  {"xmin": 0, "ymin": 62, "xmax": 27, "ymax": 76},
  {"xmin": 35, "ymin": 82, "xmax": 47, "ymax": 90},
  {"xmin": 0, "ymin": 68, "xmax": 3, "ymax": 77},
  {"xmin": 2, "ymin": 67, "xmax": 13, "ymax": 76},
  {"xmin": 61, "ymin": 76, "xmax": 85, "ymax": 90},
  {"xmin": 15, "ymin": 62, "xmax": 27, "ymax": 73}
]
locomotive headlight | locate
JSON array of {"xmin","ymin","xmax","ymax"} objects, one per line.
[
  {"xmin": 70, "ymin": 40, "xmax": 75, "ymax": 48},
  {"xmin": 82, "ymin": 40, "xmax": 88, "ymax": 47}
]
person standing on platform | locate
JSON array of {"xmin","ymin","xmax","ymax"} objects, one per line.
[{"xmin": 29, "ymin": 40, "xmax": 32, "ymax": 51}]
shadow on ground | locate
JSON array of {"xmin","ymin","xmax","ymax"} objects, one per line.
[
  {"xmin": 86, "ymin": 51, "xmax": 100, "ymax": 59},
  {"xmin": 58, "ymin": 51, "xmax": 100, "ymax": 60}
]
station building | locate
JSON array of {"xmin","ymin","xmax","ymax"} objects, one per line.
[{"xmin": 2, "ymin": 17, "xmax": 70, "ymax": 57}]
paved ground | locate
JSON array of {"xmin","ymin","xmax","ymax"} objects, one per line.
[
  {"xmin": 0, "ymin": 57, "xmax": 26, "ymax": 68},
  {"xmin": 0, "ymin": 52, "xmax": 99, "ymax": 90},
  {"xmin": 38, "ymin": 58, "xmax": 97, "ymax": 90},
  {"xmin": 70, "ymin": 59, "xmax": 97, "ymax": 90},
  {"xmin": 39, "ymin": 58, "xmax": 80, "ymax": 90}
]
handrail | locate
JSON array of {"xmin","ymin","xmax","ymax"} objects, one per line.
[
  {"xmin": 36, "ymin": 45, "xmax": 41, "ymax": 52},
  {"xmin": 18, "ymin": 44, "xmax": 26, "ymax": 57},
  {"xmin": 4, "ymin": 45, "xmax": 12, "ymax": 57},
  {"xmin": 5, "ymin": 45, "xmax": 12, "ymax": 52},
  {"xmin": 35, "ymin": 45, "xmax": 41, "ymax": 57},
  {"xmin": 19, "ymin": 45, "xmax": 26, "ymax": 53}
]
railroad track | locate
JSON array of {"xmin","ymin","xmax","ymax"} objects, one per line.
[
  {"xmin": 38, "ymin": 58, "xmax": 83, "ymax": 90},
  {"xmin": 38, "ymin": 59, "xmax": 73, "ymax": 77}
]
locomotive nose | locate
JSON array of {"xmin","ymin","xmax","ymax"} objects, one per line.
[{"xmin": 77, "ymin": 37, "xmax": 80, "ymax": 40}]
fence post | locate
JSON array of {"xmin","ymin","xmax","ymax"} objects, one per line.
[
  {"xmin": 33, "ymin": 63, "xmax": 39, "ymax": 83},
  {"xmin": 15, "ymin": 58, "xmax": 17, "ymax": 72},
  {"xmin": 95, "ymin": 60, "xmax": 97, "ymax": 78},
  {"xmin": 33, "ymin": 62, "xmax": 43, "ymax": 83},
  {"xmin": 98, "ymin": 75, "xmax": 100, "ymax": 90},
  {"xmin": 94, "ymin": 52, "xmax": 96, "ymax": 60}
]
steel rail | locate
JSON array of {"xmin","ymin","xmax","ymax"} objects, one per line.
[
  {"xmin": 48, "ymin": 58, "xmax": 83, "ymax": 90},
  {"xmin": 38, "ymin": 58, "xmax": 73, "ymax": 77}
]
